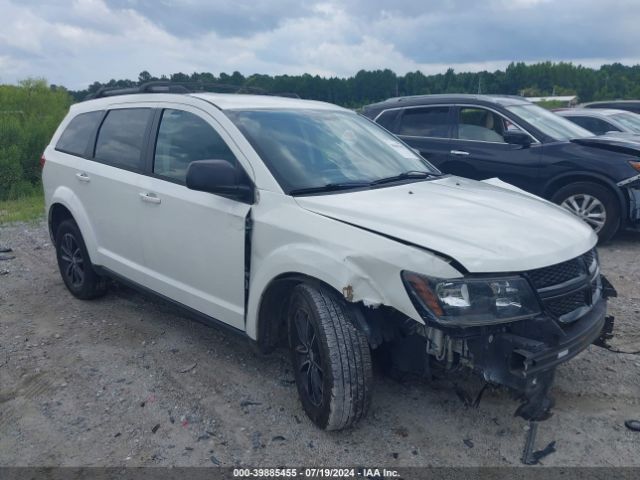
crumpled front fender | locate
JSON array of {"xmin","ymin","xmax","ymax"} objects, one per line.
[{"xmin": 245, "ymin": 191, "xmax": 462, "ymax": 341}]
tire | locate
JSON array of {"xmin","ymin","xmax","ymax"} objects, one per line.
[
  {"xmin": 551, "ymin": 182, "xmax": 620, "ymax": 242},
  {"xmin": 288, "ymin": 283, "xmax": 372, "ymax": 430},
  {"xmin": 55, "ymin": 219, "xmax": 107, "ymax": 299}
]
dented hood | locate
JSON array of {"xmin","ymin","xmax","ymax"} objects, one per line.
[{"xmin": 294, "ymin": 176, "xmax": 596, "ymax": 273}]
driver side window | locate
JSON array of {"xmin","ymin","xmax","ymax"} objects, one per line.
[
  {"xmin": 457, "ymin": 107, "xmax": 524, "ymax": 143},
  {"xmin": 154, "ymin": 109, "xmax": 237, "ymax": 183}
]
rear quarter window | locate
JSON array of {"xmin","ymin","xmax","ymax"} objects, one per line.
[
  {"xmin": 55, "ymin": 111, "xmax": 104, "ymax": 157},
  {"xmin": 374, "ymin": 110, "xmax": 399, "ymax": 131}
]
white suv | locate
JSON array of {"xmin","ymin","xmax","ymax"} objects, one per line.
[{"xmin": 43, "ymin": 87, "xmax": 615, "ymax": 430}]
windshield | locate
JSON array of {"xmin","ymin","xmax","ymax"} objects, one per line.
[
  {"xmin": 225, "ymin": 109, "xmax": 439, "ymax": 194},
  {"xmin": 507, "ymin": 104, "xmax": 594, "ymax": 141},
  {"xmin": 610, "ymin": 112, "xmax": 640, "ymax": 133}
]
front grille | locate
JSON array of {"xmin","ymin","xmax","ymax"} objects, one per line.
[
  {"xmin": 546, "ymin": 290, "xmax": 588, "ymax": 317},
  {"xmin": 528, "ymin": 257, "xmax": 585, "ymax": 289},
  {"xmin": 526, "ymin": 249, "xmax": 598, "ymax": 322}
]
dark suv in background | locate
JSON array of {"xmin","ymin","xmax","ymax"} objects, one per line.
[
  {"xmin": 582, "ymin": 100, "xmax": 640, "ymax": 114},
  {"xmin": 363, "ymin": 94, "xmax": 640, "ymax": 241}
]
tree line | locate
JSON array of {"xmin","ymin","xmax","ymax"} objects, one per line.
[
  {"xmin": 2, "ymin": 61, "xmax": 640, "ymax": 201},
  {"xmin": 68, "ymin": 61, "xmax": 640, "ymax": 107}
]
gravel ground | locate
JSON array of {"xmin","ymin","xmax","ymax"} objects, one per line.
[{"xmin": 0, "ymin": 220, "xmax": 639, "ymax": 467}]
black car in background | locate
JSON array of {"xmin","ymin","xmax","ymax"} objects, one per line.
[
  {"xmin": 363, "ymin": 94, "xmax": 640, "ymax": 241},
  {"xmin": 582, "ymin": 100, "xmax": 640, "ymax": 114}
]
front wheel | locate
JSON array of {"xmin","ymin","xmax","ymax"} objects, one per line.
[
  {"xmin": 288, "ymin": 283, "xmax": 372, "ymax": 430},
  {"xmin": 551, "ymin": 182, "xmax": 620, "ymax": 242}
]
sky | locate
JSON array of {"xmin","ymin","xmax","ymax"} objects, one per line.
[{"xmin": 1, "ymin": 0, "xmax": 640, "ymax": 89}]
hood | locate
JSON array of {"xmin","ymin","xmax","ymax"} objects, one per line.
[
  {"xmin": 294, "ymin": 176, "xmax": 596, "ymax": 273},
  {"xmin": 571, "ymin": 135, "xmax": 640, "ymax": 156}
]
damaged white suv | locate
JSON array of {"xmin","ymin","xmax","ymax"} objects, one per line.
[{"xmin": 43, "ymin": 87, "xmax": 615, "ymax": 431}]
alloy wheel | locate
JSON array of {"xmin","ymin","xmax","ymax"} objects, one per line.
[
  {"xmin": 59, "ymin": 233, "xmax": 85, "ymax": 288},
  {"xmin": 293, "ymin": 308, "xmax": 324, "ymax": 407},
  {"xmin": 560, "ymin": 194, "xmax": 607, "ymax": 233}
]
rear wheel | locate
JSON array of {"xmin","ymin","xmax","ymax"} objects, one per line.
[
  {"xmin": 551, "ymin": 182, "xmax": 620, "ymax": 242},
  {"xmin": 288, "ymin": 283, "xmax": 372, "ymax": 430},
  {"xmin": 55, "ymin": 219, "xmax": 107, "ymax": 299}
]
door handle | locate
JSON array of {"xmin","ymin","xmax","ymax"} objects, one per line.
[
  {"xmin": 139, "ymin": 192, "xmax": 161, "ymax": 204},
  {"xmin": 75, "ymin": 172, "xmax": 90, "ymax": 182},
  {"xmin": 450, "ymin": 150, "xmax": 470, "ymax": 156}
]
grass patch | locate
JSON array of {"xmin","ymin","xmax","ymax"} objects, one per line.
[{"xmin": 0, "ymin": 191, "xmax": 45, "ymax": 224}]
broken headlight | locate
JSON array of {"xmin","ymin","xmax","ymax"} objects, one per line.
[{"xmin": 401, "ymin": 271, "xmax": 541, "ymax": 326}]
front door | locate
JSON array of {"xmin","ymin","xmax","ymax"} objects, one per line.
[
  {"xmin": 137, "ymin": 106, "xmax": 251, "ymax": 330},
  {"xmin": 444, "ymin": 106, "xmax": 541, "ymax": 190}
]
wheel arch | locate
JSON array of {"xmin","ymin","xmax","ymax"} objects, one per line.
[
  {"xmin": 47, "ymin": 186, "xmax": 99, "ymax": 261},
  {"xmin": 253, "ymin": 272, "xmax": 335, "ymax": 353},
  {"xmin": 247, "ymin": 248, "xmax": 387, "ymax": 351},
  {"xmin": 542, "ymin": 173, "xmax": 627, "ymax": 219}
]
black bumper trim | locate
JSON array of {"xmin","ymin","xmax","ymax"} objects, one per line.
[
  {"xmin": 468, "ymin": 298, "xmax": 608, "ymax": 391},
  {"xmin": 508, "ymin": 299, "xmax": 606, "ymax": 377}
]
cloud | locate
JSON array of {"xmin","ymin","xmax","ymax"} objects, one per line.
[{"xmin": 1, "ymin": 0, "xmax": 639, "ymax": 88}]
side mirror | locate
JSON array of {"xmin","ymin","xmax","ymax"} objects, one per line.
[
  {"xmin": 186, "ymin": 160, "xmax": 253, "ymax": 203},
  {"xmin": 503, "ymin": 131, "xmax": 532, "ymax": 148}
]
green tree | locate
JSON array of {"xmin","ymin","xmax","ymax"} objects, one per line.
[{"xmin": 0, "ymin": 79, "xmax": 72, "ymax": 199}]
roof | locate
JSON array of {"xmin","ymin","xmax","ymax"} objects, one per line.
[
  {"xmin": 363, "ymin": 94, "xmax": 531, "ymax": 111},
  {"xmin": 583, "ymin": 100, "xmax": 640, "ymax": 106},
  {"xmin": 189, "ymin": 92, "xmax": 343, "ymax": 110},
  {"xmin": 71, "ymin": 92, "xmax": 345, "ymax": 114},
  {"xmin": 557, "ymin": 108, "xmax": 629, "ymax": 117},
  {"xmin": 525, "ymin": 95, "xmax": 577, "ymax": 102}
]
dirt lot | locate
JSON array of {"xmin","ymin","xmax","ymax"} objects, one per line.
[{"xmin": 0, "ymin": 220, "xmax": 639, "ymax": 467}]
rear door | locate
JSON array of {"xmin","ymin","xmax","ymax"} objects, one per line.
[
  {"xmin": 136, "ymin": 105, "xmax": 251, "ymax": 330},
  {"xmin": 73, "ymin": 107, "xmax": 154, "ymax": 283},
  {"xmin": 390, "ymin": 106, "xmax": 453, "ymax": 168},
  {"xmin": 444, "ymin": 105, "xmax": 541, "ymax": 189}
]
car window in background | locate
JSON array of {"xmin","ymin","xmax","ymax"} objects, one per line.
[
  {"xmin": 507, "ymin": 104, "xmax": 593, "ymax": 141},
  {"xmin": 566, "ymin": 116, "xmax": 619, "ymax": 135},
  {"xmin": 154, "ymin": 109, "xmax": 237, "ymax": 183},
  {"xmin": 55, "ymin": 111, "xmax": 103, "ymax": 156},
  {"xmin": 227, "ymin": 109, "xmax": 439, "ymax": 193},
  {"xmin": 94, "ymin": 109, "xmax": 152, "ymax": 170},
  {"xmin": 397, "ymin": 107, "xmax": 450, "ymax": 138},
  {"xmin": 610, "ymin": 112, "xmax": 640, "ymax": 133},
  {"xmin": 457, "ymin": 107, "xmax": 508, "ymax": 142},
  {"xmin": 374, "ymin": 110, "xmax": 398, "ymax": 131}
]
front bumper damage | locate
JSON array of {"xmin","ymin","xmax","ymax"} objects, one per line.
[
  {"xmin": 618, "ymin": 174, "xmax": 640, "ymax": 224},
  {"xmin": 388, "ymin": 273, "xmax": 617, "ymax": 422},
  {"xmin": 466, "ymin": 296, "xmax": 610, "ymax": 420}
]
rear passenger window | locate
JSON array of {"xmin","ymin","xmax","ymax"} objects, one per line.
[
  {"xmin": 398, "ymin": 107, "xmax": 450, "ymax": 138},
  {"xmin": 94, "ymin": 109, "xmax": 152, "ymax": 170},
  {"xmin": 153, "ymin": 109, "xmax": 237, "ymax": 183},
  {"xmin": 56, "ymin": 111, "xmax": 103, "ymax": 157}
]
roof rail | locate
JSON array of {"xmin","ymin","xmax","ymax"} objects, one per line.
[
  {"xmin": 83, "ymin": 81, "xmax": 301, "ymax": 101},
  {"xmin": 85, "ymin": 81, "xmax": 191, "ymax": 100}
]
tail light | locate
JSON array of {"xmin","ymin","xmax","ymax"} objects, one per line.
[{"xmin": 40, "ymin": 154, "xmax": 46, "ymax": 169}]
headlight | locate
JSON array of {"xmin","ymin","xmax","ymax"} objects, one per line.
[{"xmin": 401, "ymin": 271, "xmax": 541, "ymax": 326}]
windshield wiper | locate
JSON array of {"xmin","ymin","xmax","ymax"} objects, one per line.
[
  {"xmin": 289, "ymin": 181, "xmax": 371, "ymax": 196},
  {"xmin": 371, "ymin": 170, "xmax": 439, "ymax": 186}
]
